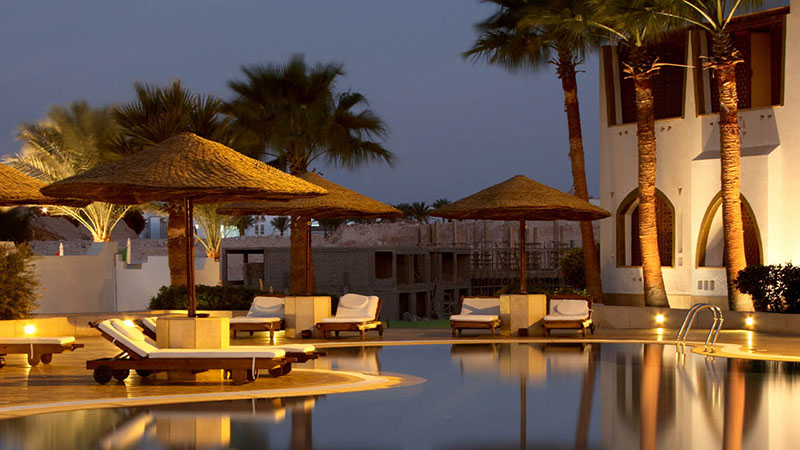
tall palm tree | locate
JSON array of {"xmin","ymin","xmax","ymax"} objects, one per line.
[
  {"xmin": 464, "ymin": 0, "xmax": 605, "ymax": 303},
  {"xmin": 587, "ymin": 0, "xmax": 674, "ymax": 307},
  {"xmin": 660, "ymin": 1, "xmax": 760, "ymax": 311},
  {"xmin": 393, "ymin": 203, "xmax": 414, "ymax": 220},
  {"xmin": 231, "ymin": 215, "xmax": 256, "ymax": 236},
  {"xmin": 6, "ymin": 102, "xmax": 130, "ymax": 242},
  {"xmin": 270, "ymin": 216, "xmax": 290, "ymax": 236},
  {"xmin": 226, "ymin": 54, "xmax": 393, "ymax": 294},
  {"xmin": 111, "ymin": 79, "xmax": 234, "ymax": 287},
  {"xmin": 410, "ymin": 202, "xmax": 432, "ymax": 224}
]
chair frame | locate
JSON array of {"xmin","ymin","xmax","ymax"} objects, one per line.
[
  {"xmin": 316, "ymin": 297, "xmax": 384, "ymax": 340},
  {"xmin": 136, "ymin": 318, "xmax": 157, "ymax": 340},
  {"xmin": 0, "ymin": 341, "xmax": 84, "ymax": 368},
  {"xmin": 542, "ymin": 295, "xmax": 595, "ymax": 337},
  {"xmin": 450, "ymin": 295, "xmax": 501, "ymax": 337},
  {"xmin": 86, "ymin": 321, "xmax": 294, "ymax": 385}
]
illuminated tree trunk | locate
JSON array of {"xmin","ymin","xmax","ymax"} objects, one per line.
[
  {"xmin": 558, "ymin": 55, "xmax": 603, "ymax": 302},
  {"xmin": 634, "ymin": 73, "xmax": 669, "ymax": 307},
  {"xmin": 167, "ymin": 205, "xmax": 188, "ymax": 287},
  {"xmin": 640, "ymin": 344, "xmax": 662, "ymax": 450},
  {"xmin": 714, "ymin": 59, "xmax": 752, "ymax": 311},
  {"xmin": 723, "ymin": 358, "xmax": 745, "ymax": 450}
]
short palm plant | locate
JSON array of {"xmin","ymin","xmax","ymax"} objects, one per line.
[
  {"xmin": 6, "ymin": 102, "xmax": 130, "ymax": 242},
  {"xmin": 193, "ymin": 205, "xmax": 233, "ymax": 260}
]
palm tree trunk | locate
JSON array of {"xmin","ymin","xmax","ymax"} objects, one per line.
[
  {"xmin": 167, "ymin": 205, "xmax": 187, "ymax": 287},
  {"xmin": 289, "ymin": 215, "xmax": 316, "ymax": 295},
  {"xmin": 723, "ymin": 358, "xmax": 746, "ymax": 450},
  {"xmin": 634, "ymin": 74, "xmax": 669, "ymax": 307},
  {"xmin": 557, "ymin": 56, "xmax": 603, "ymax": 302},
  {"xmin": 640, "ymin": 344, "xmax": 662, "ymax": 450},
  {"xmin": 715, "ymin": 62, "xmax": 752, "ymax": 311}
]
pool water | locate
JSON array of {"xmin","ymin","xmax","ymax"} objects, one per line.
[{"xmin": 1, "ymin": 343, "xmax": 799, "ymax": 449}]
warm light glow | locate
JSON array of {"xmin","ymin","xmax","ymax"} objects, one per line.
[
  {"xmin": 655, "ymin": 314, "xmax": 665, "ymax": 324},
  {"xmin": 656, "ymin": 327, "xmax": 663, "ymax": 334},
  {"xmin": 23, "ymin": 325, "xmax": 35, "ymax": 335},
  {"xmin": 41, "ymin": 207, "xmax": 48, "ymax": 214},
  {"xmin": 656, "ymin": 327, "xmax": 663, "ymax": 341},
  {"xmin": 123, "ymin": 319, "xmax": 135, "ymax": 327},
  {"xmin": 745, "ymin": 317, "xmax": 755, "ymax": 327}
]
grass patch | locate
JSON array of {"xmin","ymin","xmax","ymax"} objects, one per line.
[{"xmin": 386, "ymin": 319, "xmax": 450, "ymax": 329}]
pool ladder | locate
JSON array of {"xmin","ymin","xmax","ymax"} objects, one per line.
[{"xmin": 675, "ymin": 303, "xmax": 724, "ymax": 353}]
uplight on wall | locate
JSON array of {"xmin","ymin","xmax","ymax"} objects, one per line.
[
  {"xmin": 655, "ymin": 314, "xmax": 665, "ymax": 324},
  {"xmin": 23, "ymin": 324, "xmax": 36, "ymax": 335},
  {"xmin": 745, "ymin": 317, "xmax": 755, "ymax": 327}
]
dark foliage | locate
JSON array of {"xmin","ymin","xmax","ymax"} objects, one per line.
[
  {"xmin": 123, "ymin": 210, "xmax": 146, "ymax": 235},
  {"xmin": 148, "ymin": 285, "xmax": 271, "ymax": 311},
  {"xmin": 0, "ymin": 244, "xmax": 39, "ymax": 319},
  {"xmin": 559, "ymin": 247, "xmax": 586, "ymax": 289},
  {"xmin": 737, "ymin": 263, "xmax": 800, "ymax": 313},
  {"xmin": 0, "ymin": 208, "xmax": 32, "ymax": 243}
]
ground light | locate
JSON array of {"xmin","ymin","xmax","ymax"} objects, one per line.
[
  {"xmin": 655, "ymin": 314, "xmax": 665, "ymax": 324},
  {"xmin": 23, "ymin": 324, "xmax": 35, "ymax": 335},
  {"xmin": 745, "ymin": 317, "xmax": 755, "ymax": 327}
]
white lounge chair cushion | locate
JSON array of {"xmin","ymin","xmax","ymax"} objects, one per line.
[
  {"xmin": 450, "ymin": 314, "xmax": 500, "ymax": 323},
  {"xmin": 141, "ymin": 317, "xmax": 157, "ymax": 333},
  {"xmin": 0, "ymin": 337, "xmax": 75, "ymax": 345},
  {"xmin": 149, "ymin": 348, "xmax": 285, "ymax": 359},
  {"xmin": 235, "ymin": 344, "xmax": 316, "ymax": 353},
  {"xmin": 230, "ymin": 317, "xmax": 281, "ymax": 324},
  {"xmin": 110, "ymin": 319, "xmax": 147, "ymax": 342},
  {"xmin": 320, "ymin": 316, "xmax": 375, "ymax": 324},
  {"xmin": 335, "ymin": 294, "xmax": 379, "ymax": 319},
  {"xmin": 97, "ymin": 320, "xmax": 158, "ymax": 358},
  {"xmin": 249, "ymin": 296, "xmax": 285, "ymax": 318},
  {"xmin": 549, "ymin": 299, "xmax": 589, "ymax": 317},
  {"xmin": 543, "ymin": 314, "xmax": 591, "ymax": 322},
  {"xmin": 459, "ymin": 298, "xmax": 500, "ymax": 316}
]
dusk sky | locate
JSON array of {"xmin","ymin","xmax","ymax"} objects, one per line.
[{"xmin": 0, "ymin": 0, "xmax": 600, "ymax": 205}]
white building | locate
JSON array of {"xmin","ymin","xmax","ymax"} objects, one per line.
[{"xmin": 599, "ymin": 6, "xmax": 793, "ymax": 308}]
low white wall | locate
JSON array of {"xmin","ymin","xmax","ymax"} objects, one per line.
[{"xmin": 33, "ymin": 242, "xmax": 220, "ymax": 314}]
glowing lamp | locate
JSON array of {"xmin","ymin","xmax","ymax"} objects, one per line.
[
  {"xmin": 23, "ymin": 324, "xmax": 35, "ymax": 335},
  {"xmin": 655, "ymin": 314, "xmax": 665, "ymax": 324},
  {"xmin": 123, "ymin": 319, "xmax": 135, "ymax": 327},
  {"xmin": 41, "ymin": 207, "xmax": 48, "ymax": 214},
  {"xmin": 745, "ymin": 317, "xmax": 754, "ymax": 327}
]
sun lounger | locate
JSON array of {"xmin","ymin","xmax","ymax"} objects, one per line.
[
  {"xmin": 450, "ymin": 296, "xmax": 501, "ymax": 337},
  {"xmin": 87, "ymin": 319, "xmax": 293, "ymax": 385},
  {"xmin": 315, "ymin": 293, "xmax": 383, "ymax": 340},
  {"xmin": 0, "ymin": 336, "xmax": 84, "ymax": 367},
  {"xmin": 542, "ymin": 295, "xmax": 595, "ymax": 337},
  {"xmin": 136, "ymin": 317, "xmax": 323, "ymax": 363},
  {"xmin": 229, "ymin": 296, "xmax": 285, "ymax": 340}
]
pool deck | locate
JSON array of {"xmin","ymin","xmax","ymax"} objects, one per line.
[{"xmin": 0, "ymin": 327, "xmax": 797, "ymax": 418}]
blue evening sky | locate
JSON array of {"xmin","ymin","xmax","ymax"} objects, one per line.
[{"xmin": 0, "ymin": 0, "xmax": 600, "ymax": 204}]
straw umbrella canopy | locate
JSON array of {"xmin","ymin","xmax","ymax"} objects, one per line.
[
  {"xmin": 0, "ymin": 164, "xmax": 88, "ymax": 207},
  {"xmin": 430, "ymin": 175, "xmax": 610, "ymax": 294},
  {"xmin": 218, "ymin": 172, "xmax": 402, "ymax": 295},
  {"xmin": 42, "ymin": 133, "xmax": 326, "ymax": 316}
]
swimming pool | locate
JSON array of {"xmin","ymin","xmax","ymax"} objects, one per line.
[{"xmin": 1, "ymin": 343, "xmax": 798, "ymax": 449}]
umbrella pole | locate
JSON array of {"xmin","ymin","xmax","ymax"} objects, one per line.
[
  {"xmin": 305, "ymin": 218, "xmax": 312, "ymax": 296},
  {"xmin": 184, "ymin": 197, "xmax": 196, "ymax": 317},
  {"xmin": 519, "ymin": 219, "xmax": 527, "ymax": 294}
]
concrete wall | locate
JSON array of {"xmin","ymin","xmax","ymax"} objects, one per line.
[{"xmin": 33, "ymin": 242, "xmax": 219, "ymax": 314}]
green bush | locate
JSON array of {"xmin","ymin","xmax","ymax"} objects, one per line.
[
  {"xmin": 736, "ymin": 263, "xmax": 800, "ymax": 313},
  {"xmin": 559, "ymin": 248, "xmax": 586, "ymax": 289},
  {"xmin": 148, "ymin": 285, "xmax": 272, "ymax": 310},
  {"xmin": 494, "ymin": 281, "xmax": 588, "ymax": 298},
  {"xmin": 0, "ymin": 243, "xmax": 39, "ymax": 319}
]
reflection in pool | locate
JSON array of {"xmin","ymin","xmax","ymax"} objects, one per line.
[{"xmin": 1, "ymin": 343, "xmax": 800, "ymax": 449}]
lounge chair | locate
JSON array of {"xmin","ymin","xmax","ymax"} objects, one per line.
[
  {"xmin": 137, "ymin": 317, "xmax": 323, "ymax": 363},
  {"xmin": 87, "ymin": 319, "xmax": 293, "ymax": 385},
  {"xmin": 315, "ymin": 293, "xmax": 383, "ymax": 340},
  {"xmin": 542, "ymin": 295, "xmax": 595, "ymax": 337},
  {"xmin": 450, "ymin": 296, "xmax": 501, "ymax": 337},
  {"xmin": 0, "ymin": 336, "xmax": 84, "ymax": 368},
  {"xmin": 229, "ymin": 296, "xmax": 285, "ymax": 340}
]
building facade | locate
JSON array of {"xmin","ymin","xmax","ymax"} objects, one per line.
[{"xmin": 599, "ymin": 6, "xmax": 793, "ymax": 307}]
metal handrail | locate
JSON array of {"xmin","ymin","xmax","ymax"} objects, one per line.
[{"xmin": 676, "ymin": 303, "xmax": 724, "ymax": 352}]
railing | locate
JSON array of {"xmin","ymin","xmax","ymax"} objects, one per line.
[{"xmin": 676, "ymin": 303, "xmax": 724, "ymax": 353}]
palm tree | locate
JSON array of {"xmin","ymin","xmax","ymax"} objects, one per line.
[
  {"xmin": 587, "ymin": 0, "xmax": 674, "ymax": 307},
  {"xmin": 194, "ymin": 204, "xmax": 232, "ymax": 260},
  {"xmin": 6, "ymin": 102, "xmax": 131, "ymax": 242},
  {"xmin": 271, "ymin": 216, "xmax": 290, "ymax": 236},
  {"xmin": 231, "ymin": 215, "xmax": 256, "ymax": 236},
  {"xmin": 111, "ymin": 79, "xmax": 233, "ymax": 287},
  {"xmin": 393, "ymin": 203, "xmax": 414, "ymax": 220},
  {"xmin": 410, "ymin": 202, "xmax": 432, "ymax": 224},
  {"xmin": 464, "ymin": 0, "xmax": 605, "ymax": 303},
  {"xmin": 660, "ymin": 1, "xmax": 759, "ymax": 311},
  {"xmin": 226, "ymin": 55, "xmax": 393, "ymax": 294}
]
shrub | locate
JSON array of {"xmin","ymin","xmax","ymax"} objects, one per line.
[
  {"xmin": 148, "ymin": 285, "xmax": 272, "ymax": 311},
  {"xmin": 559, "ymin": 248, "xmax": 586, "ymax": 290},
  {"xmin": 736, "ymin": 263, "xmax": 800, "ymax": 313},
  {"xmin": 0, "ymin": 243, "xmax": 39, "ymax": 319}
]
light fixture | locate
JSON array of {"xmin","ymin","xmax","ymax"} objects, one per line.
[
  {"xmin": 123, "ymin": 319, "xmax": 135, "ymax": 327},
  {"xmin": 41, "ymin": 207, "xmax": 48, "ymax": 214},
  {"xmin": 23, "ymin": 324, "xmax": 35, "ymax": 335},
  {"xmin": 655, "ymin": 314, "xmax": 665, "ymax": 324},
  {"xmin": 745, "ymin": 317, "xmax": 754, "ymax": 327}
]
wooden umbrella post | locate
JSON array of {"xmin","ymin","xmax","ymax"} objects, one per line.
[
  {"xmin": 519, "ymin": 218, "xmax": 527, "ymax": 294},
  {"xmin": 184, "ymin": 197, "xmax": 197, "ymax": 317},
  {"xmin": 305, "ymin": 217, "xmax": 312, "ymax": 296}
]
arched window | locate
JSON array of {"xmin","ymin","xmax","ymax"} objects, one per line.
[
  {"xmin": 696, "ymin": 193, "xmax": 762, "ymax": 267},
  {"xmin": 616, "ymin": 189, "xmax": 675, "ymax": 267}
]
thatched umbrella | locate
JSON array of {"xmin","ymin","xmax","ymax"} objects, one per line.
[
  {"xmin": 0, "ymin": 164, "xmax": 87, "ymax": 207},
  {"xmin": 430, "ymin": 175, "xmax": 610, "ymax": 294},
  {"xmin": 41, "ymin": 133, "xmax": 326, "ymax": 316},
  {"xmin": 218, "ymin": 172, "xmax": 402, "ymax": 295}
]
